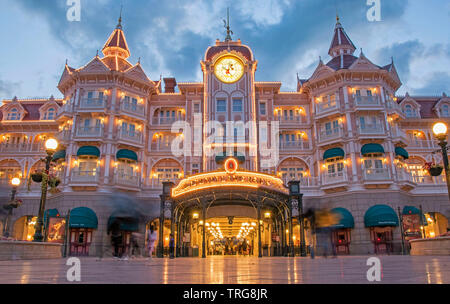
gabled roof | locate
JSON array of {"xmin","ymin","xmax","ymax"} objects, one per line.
[
  {"xmin": 102, "ymin": 17, "xmax": 130, "ymax": 59},
  {"xmin": 124, "ymin": 63, "xmax": 154, "ymax": 84},
  {"xmin": 328, "ymin": 17, "xmax": 356, "ymax": 57},
  {"xmin": 326, "ymin": 54, "xmax": 358, "ymax": 70},
  {"xmin": 77, "ymin": 56, "xmax": 112, "ymax": 74},
  {"xmin": 101, "ymin": 56, "xmax": 133, "ymax": 72}
]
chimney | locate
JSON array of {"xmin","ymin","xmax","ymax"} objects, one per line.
[{"xmin": 163, "ymin": 77, "xmax": 177, "ymax": 93}]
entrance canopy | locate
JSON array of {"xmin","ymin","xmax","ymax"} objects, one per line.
[
  {"xmin": 330, "ymin": 207, "xmax": 354, "ymax": 228},
  {"xmin": 70, "ymin": 207, "xmax": 98, "ymax": 229},
  {"xmin": 364, "ymin": 204, "xmax": 399, "ymax": 227},
  {"xmin": 108, "ymin": 209, "xmax": 140, "ymax": 232}
]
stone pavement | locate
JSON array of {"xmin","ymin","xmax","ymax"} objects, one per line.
[{"xmin": 0, "ymin": 255, "xmax": 449, "ymax": 284}]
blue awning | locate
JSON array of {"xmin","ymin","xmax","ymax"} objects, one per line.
[
  {"xmin": 361, "ymin": 143, "xmax": 384, "ymax": 155},
  {"xmin": 364, "ymin": 205, "xmax": 399, "ymax": 227},
  {"xmin": 44, "ymin": 209, "xmax": 60, "ymax": 225},
  {"xmin": 116, "ymin": 149, "xmax": 138, "ymax": 161},
  {"xmin": 395, "ymin": 147, "xmax": 409, "ymax": 159},
  {"xmin": 69, "ymin": 207, "xmax": 98, "ymax": 229},
  {"xmin": 52, "ymin": 150, "xmax": 66, "ymax": 161},
  {"xmin": 323, "ymin": 148, "xmax": 345, "ymax": 160},
  {"xmin": 402, "ymin": 206, "xmax": 427, "ymax": 226},
  {"xmin": 215, "ymin": 152, "xmax": 245, "ymax": 164},
  {"xmin": 77, "ymin": 146, "xmax": 100, "ymax": 157},
  {"xmin": 108, "ymin": 209, "xmax": 140, "ymax": 232},
  {"xmin": 330, "ymin": 207, "xmax": 355, "ymax": 228}
]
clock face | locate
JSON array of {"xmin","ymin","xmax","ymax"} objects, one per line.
[{"xmin": 214, "ymin": 56, "xmax": 244, "ymax": 84}]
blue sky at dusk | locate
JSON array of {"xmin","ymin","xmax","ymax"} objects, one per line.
[{"xmin": 0, "ymin": 0, "xmax": 448, "ymax": 101}]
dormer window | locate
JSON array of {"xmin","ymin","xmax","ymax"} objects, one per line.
[
  {"xmin": 404, "ymin": 104, "xmax": 417, "ymax": 118},
  {"xmin": 440, "ymin": 105, "xmax": 449, "ymax": 117},
  {"xmin": 43, "ymin": 108, "xmax": 55, "ymax": 120},
  {"xmin": 6, "ymin": 108, "xmax": 20, "ymax": 121}
]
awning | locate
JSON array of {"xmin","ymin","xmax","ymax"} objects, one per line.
[
  {"xmin": 395, "ymin": 147, "xmax": 409, "ymax": 159},
  {"xmin": 215, "ymin": 152, "xmax": 245, "ymax": 164},
  {"xmin": 44, "ymin": 208, "xmax": 60, "ymax": 224},
  {"xmin": 69, "ymin": 207, "xmax": 98, "ymax": 229},
  {"xmin": 116, "ymin": 149, "xmax": 138, "ymax": 161},
  {"xmin": 402, "ymin": 206, "xmax": 427, "ymax": 226},
  {"xmin": 77, "ymin": 146, "xmax": 100, "ymax": 157},
  {"xmin": 361, "ymin": 143, "xmax": 385, "ymax": 155},
  {"xmin": 323, "ymin": 148, "xmax": 345, "ymax": 160},
  {"xmin": 364, "ymin": 204, "xmax": 399, "ymax": 227},
  {"xmin": 52, "ymin": 150, "xmax": 66, "ymax": 161},
  {"xmin": 330, "ymin": 207, "xmax": 355, "ymax": 228},
  {"xmin": 107, "ymin": 209, "xmax": 140, "ymax": 232}
]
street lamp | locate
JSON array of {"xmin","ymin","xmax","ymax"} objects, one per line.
[
  {"xmin": 288, "ymin": 180, "xmax": 306, "ymax": 257},
  {"xmin": 2, "ymin": 178, "xmax": 22, "ymax": 237},
  {"xmin": 432, "ymin": 122, "xmax": 450, "ymax": 201},
  {"xmin": 33, "ymin": 138, "xmax": 58, "ymax": 242}
]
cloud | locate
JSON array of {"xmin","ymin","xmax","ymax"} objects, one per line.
[{"xmin": 0, "ymin": 78, "xmax": 22, "ymax": 102}]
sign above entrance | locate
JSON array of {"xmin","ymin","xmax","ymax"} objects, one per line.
[{"xmin": 224, "ymin": 158, "xmax": 238, "ymax": 174}]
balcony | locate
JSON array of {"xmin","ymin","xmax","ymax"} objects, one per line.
[
  {"xmin": 363, "ymin": 168, "xmax": 391, "ymax": 181},
  {"xmin": 120, "ymin": 102, "xmax": 145, "ymax": 119},
  {"xmin": 396, "ymin": 169, "xmax": 416, "ymax": 191},
  {"xmin": 322, "ymin": 171, "xmax": 348, "ymax": 186},
  {"xmin": 281, "ymin": 176, "xmax": 318, "ymax": 188},
  {"xmin": 358, "ymin": 124, "xmax": 384, "ymax": 135},
  {"xmin": 412, "ymin": 175, "xmax": 446, "ymax": 185},
  {"xmin": 391, "ymin": 126, "xmax": 408, "ymax": 144},
  {"xmin": 407, "ymin": 139, "xmax": 438, "ymax": 150},
  {"xmin": 152, "ymin": 117, "xmax": 181, "ymax": 125},
  {"xmin": 70, "ymin": 169, "xmax": 100, "ymax": 183},
  {"xmin": 75, "ymin": 126, "xmax": 103, "ymax": 138},
  {"xmin": 0, "ymin": 143, "xmax": 44, "ymax": 153},
  {"xmin": 277, "ymin": 116, "xmax": 308, "ymax": 125},
  {"xmin": 148, "ymin": 177, "xmax": 181, "ymax": 188},
  {"xmin": 319, "ymin": 127, "xmax": 343, "ymax": 143},
  {"xmin": 151, "ymin": 142, "xmax": 178, "ymax": 152},
  {"xmin": 279, "ymin": 141, "xmax": 310, "ymax": 150},
  {"xmin": 315, "ymin": 100, "xmax": 339, "ymax": 115},
  {"xmin": 114, "ymin": 174, "xmax": 141, "ymax": 188},
  {"xmin": 57, "ymin": 130, "xmax": 71, "ymax": 142},
  {"xmin": 118, "ymin": 130, "xmax": 143, "ymax": 145},
  {"xmin": 354, "ymin": 96, "xmax": 381, "ymax": 107},
  {"xmin": 79, "ymin": 98, "xmax": 107, "ymax": 110}
]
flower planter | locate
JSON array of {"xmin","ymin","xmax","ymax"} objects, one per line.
[
  {"xmin": 31, "ymin": 173, "xmax": 43, "ymax": 183},
  {"xmin": 429, "ymin": 167, "xmax": 443, "ymax": 176},
  {"xmin": 54, "ymin": 180, "xmax": 61, "ymax": 187}
]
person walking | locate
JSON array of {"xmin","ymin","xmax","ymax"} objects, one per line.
[
  {"xmin": 169, "ymin": 233, "xmax": 175, "ymax": 259},
  {"xmin": 108, "ymin": 221, "xmax": 122, "ymax": 259},
  {"xmin": 147, "ymin": 225, "xmax": 157, "ymax": 260}
]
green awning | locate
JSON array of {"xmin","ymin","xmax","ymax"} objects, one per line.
[
  {"xmin": 215, "ymin": 152, "xmax": 245, "ymax": 164},
  {"xmin": 44, "ymin": 209, "xmax": 60, "ymax": 225},
  {"xmin": 402, "ymin": 206, "xmax": 427, "ymax": 226},
  {"xmin": 330, "ymin": 207, "xmax": 354, "ymax": 228},
  {"xmin": 323, "ymin": 148, "xmax": 345, "ymax": 160},
  {"xmin": 52, "ymin": 150, "xmax": 66, "ymax": 161},
  {"xmin": 116, "ymin": 149, "xmax": 138, "ymax": 161},
  {"xmin": 69, "ymin": 207, "xmax": 98, "ymax": 229},
  {"xmin": 361, "ymin": 143, "xmax": 385, "ymax": 155},
  {"xmin": 108, "ymin": 210, "xmax": 140, "ymax": 232},
  {"xmin": 364, "ymin": 204, "xmax": 399, "ymax": 227},
  {"xmin": 395, "ymin": 147, "xmax": 409, "ymax": 159},
  {"xmin": 77, "ymin": 146, "xmax": 100, "ymax": 157}
]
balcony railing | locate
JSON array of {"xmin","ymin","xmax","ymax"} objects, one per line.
[
  {"xmin": 363, "ymin": 168, "xmax": 390, "ymax": 180},
  {"xmin": 354, "ymin": 96, "xmax": 381, "ymax": 106},
  {"xmin": 152, "ymin": 117, "xmax": 181, "ymax": 125},
  {"xmin": 279, "ymin": 141, "xmax": 310, "ymax": 150},
  {"xmin": 151, "ymin": 141, "xmax": 180, "ymax": 151},
  {"xmin": 118, "ymin": 130, "xmax": 142, "ymax": 143},
  {"xmin": 0, "ymin": 143, "xmax": 45, "ymax": 153},
  {"xmin": 319, "ymin": 127, "xmax": 343, "ymax": 142},
  {"xmin": 412, "ymin": 175, "xmax": 446, "ymax": 185},
  {"xmin": 115, "ymin": 174, "xmax": 140, "ymax": 187},
  {"xmin": 70, "ymin": 169, "xmax": 99, "ymax": 183},
  {"xmin": 120, "ymin": 102, "xmax": 145, "ymax": 117},
  {"xmin": 358, "ymin": 124, "xmax": 384, "ymax": 135},
  {"xmin": 386, "ymin": 100, "xmax": 402, "ymax": 112},
  {"xmin": 281, "ymin": 176, "xmax": 318, "ymax": 187},
  {"xmin": 316, "ymin": 100, "xmax": 339, "ymax": 114},
  {"xmin": 79, "ymin": 98, "xmax": 106, "ymax": 109},
  {"xmin": 76, "ymin": 126, "xmax": 103, "ymax": 137},
  {"xmin": 396, "ymin": 169, "xmax": 414, "ymax": 183},
  {"xmin": 57, "ymin": 130, "xmax": 71, "ymax": 141},
  {"xmin": 149, "ymin": 177, "xmax": 181, "ymax": 188},
  {"xmin": 277, "ymin": 116, "xmax": 308, "ymax": 124},
  {"xmin": 391, "ymin": 126, "xmax": 407, "ymax": 139},
  {"xmin": 407, "ymin": 139, "xmax": 438, "ymax": 149},
  {"xmin": 322, "ymin": 171, "xmax": 348, "ymax": 185}
]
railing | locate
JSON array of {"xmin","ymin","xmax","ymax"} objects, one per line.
[
  {"xmin": 363, "ymin": 168, "xmax": 390, "ymax": 180},
  {"xmin": 316, "ymin": 99, "xmax": 339, "ymax": 114},
  {"xmin": 407, "ymin": 139, "xmax": 438, "ymax": 149},
  {"xmin": 118, "ymin": 130, "xmax": 142, "ymax": 143},
  {"xmin": 152, "ymin": 117, "xmax": 181, "ymax": 125},
  {"xmin": 70, "ymin": 169, "xmax": 99, "ymax": 183},
  {"xmin": 386, "ymin": 100, "xmax": 402, "ymax": 112},
  {"xmin": 412, "ymin": 175, "xmax": 446, "ymax": 185},
  {"xmin": 277, "ymin": 116, "xmax": 308, "ymax": 124},
  {"xmin": 354, "ymin": 96, "xmax": 381, "ymax": 106},
  {"xmin": 57, "ymin": 130, "xmax": 71, "ymax": 141},
  {"xmin": 396, "ymin": 169, "xmax": 414, "ymax": 183},
  {"xmin": 76, "ymin": 126, "xmax": 103, "ymax": 137},
  {"xmin": 281, "ymin": 176, "xmax": 318, "ymax": 187},
  {"xmin": 358, "ymin": 124, "xmax": 384, "ymax": 135},
  {"xmin": 279, "ymin": 141, "xmax": 310, "ymax": 150},
  {"xmin": 79, "ymin": 98, "xmax": 106, "ymax": 109},
  {"xmin": 149, "ymin": 177, "xmax": 181, "ymax": 188},
  {"xmin": 319, "ymin": 127, "xmax": 343, "ymax": 142},
  {"xmin": 391, "ymin": 126, "xmax": 407, "ymax": 139},
  {"xmin": 322, "ymin": 171, "xmax": 348, "ymax": 185},
  {"xmin": 151, "ymin": 141, "xmax": 180, "ymax": 151},
  {"xmin": 120, "ymin": 102, "xmax": 145, "ymax": 117},
  {"xmin": 0, "ymin": 143, "xmax": 45, "ymax": 153},
  {"xmin": 57, "ymin": 102, "xmax": 74, "ymax": 115},
  {"xmin": 115, "ymin": 174, "xmax": 140, "ymax": 187}
]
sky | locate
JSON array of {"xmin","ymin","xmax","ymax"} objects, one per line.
[{"xmin": 0, "ymin": 0, "xmax": 448, "ymax": 101}]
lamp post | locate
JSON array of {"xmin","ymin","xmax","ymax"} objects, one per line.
[
  {"xmin": 3, "ymin": 177, "xmax": 21, "ymax": 237},
  {"xmin": 158, "ymin": 181, "xmax": 174, "ymax": 258},
  {"xmin": 33, "ymin": 138, "xmax": 58, "ymax": 242},
  {"xmin": 432, "ymin": 122, "xmax": 450, "ymax": 201},
  {"xmin": 288, "ymin": 180, "xmax": 306, "ymax": 257}
]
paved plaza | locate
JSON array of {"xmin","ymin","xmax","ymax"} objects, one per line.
[{"xmin": 0, "ymin": 255, "xmax": 449, "ymax": 284}]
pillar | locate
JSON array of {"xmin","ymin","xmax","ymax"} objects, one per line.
[{"xmin": 257, "ymin": 203, "xmax": 262, "ymax": 258}]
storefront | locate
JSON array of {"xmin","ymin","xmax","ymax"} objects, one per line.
[
  {"xmin": 69, "ymin": 207, "xmax": 98, "ymax": 256},
  {"xmin": 402, "ymin": 206, "xmax": 426, "ymax": 242},
  {"xmin": 364, "ymin": 204, "xmax": 399, "ymax": 254},
  {"xmin": 330, "ymin": 207, "xmax": 354, "ymax": 255}
]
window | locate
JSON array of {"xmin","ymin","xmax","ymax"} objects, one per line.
[
  {"xmin": 404, "ymin": 105, "xmax": 415, "ymax": 118},
  {"xmin": 44, "ymin": 108, "xmax": 55, "ymax": 120},
  {"xmin": 441, "ymin": 105, "xmax": 449, "ymax": 117},
  {"xmin": 194, "ymin": 103, "xmax": 200, "ymax": 113},
  {"xmin": 326, "ymin": 157, "xmax": 344, "ymax": 178},
  {"xmin": 217, "ymin": 99, "xmax": 226, "ymax": 112},
  {"xmin": 7, "ymin": 108, "xmax": 20, "ymax": 120},
  {"xmin": 259, "ymin": 102, "xmax": 266, "ymax": 115},
  {"xmin": 78, "ymin": 156, "xmax": 98, "ymax": 175},
  {"xmin": 117, "ymin": 159, "xmax": 135, "ymax": 178},
  {"xmin": 232, "ymin": 99, "xmax": 242, "ymax": 112}
]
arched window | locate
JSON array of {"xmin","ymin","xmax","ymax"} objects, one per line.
[
  {"xmin": 44, "ymin": 108, "xmax": 55, "ymax": 120},
  {"xmin": 404, "ymin": 105, "xmax": 414, "ymax": 117},
  {"xmin": 7, "ymin": 108, "xmax": 19, "ymax": 120},
  {"xmin": 441, "ymin": 105, "xmax": 449, "ymax": 117}
]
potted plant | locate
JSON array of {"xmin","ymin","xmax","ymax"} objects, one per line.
[
  {"xmin": 31, "ymin": 170, "xmax": 43, "ymax": 183},
  {"xmin": 423, "ymin": 162, "xmax": 443, "ymax": 176}
]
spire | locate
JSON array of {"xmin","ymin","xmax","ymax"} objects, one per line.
[
  {"xmin": 328, "ymin": 16, "xmax": 356, "ymax": 58},
  {"xmin": 102, "ymin": 12, "xmax": 130, "ymax": 59},
  {"xmin": 223, "ymin": 8, "xmax": 233, "ymax": 42}
]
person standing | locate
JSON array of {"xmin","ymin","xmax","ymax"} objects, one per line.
[
  {"xmin": 147, "ymin": 225, "xmax": 158, "ymax": 260},
  {"xmin": 169, "ymin": 233, "xmax": 175, "ymax": 259}
]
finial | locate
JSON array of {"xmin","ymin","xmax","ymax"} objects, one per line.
[
  {"xmin": 336, "ymin": 14, "xmax": 340, "ymax": 23},
  {"xmin": 65, "ymin": 59, "xmax": 68, "ymax": 65},
  {"xmin": 223, "ymin": 7, "xmax": 233, "ymax": 42},
  {"xmin": 96, "ymin": 50, "xmax": 99, "ymax": 57},
  {"xmin": 391, "ymin": 56, "xmax": 394, "ymax": 64},
  {"xmin": 117, "ymin": 5, "xmax": 123, "ymax": 29},
  {"xmin": 138, "ymin": 57, "xmax": 141, "ymax": 64}
]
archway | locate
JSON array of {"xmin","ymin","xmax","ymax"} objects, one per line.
[
  {"xmin": 0, "ymin": 159, "xmax": 22, "ymax": 186},
  {"xmin": 150, "ymin": 158, "xmax": 183, "ymax": 187},
  {"xmin": 277, "ymin": 157, "xmax": 310, "ymax": 184}
]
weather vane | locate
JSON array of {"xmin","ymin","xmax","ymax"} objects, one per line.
[{"xmin": 223, "ymin": 7, "xmax": 233, "ymax": 42}]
